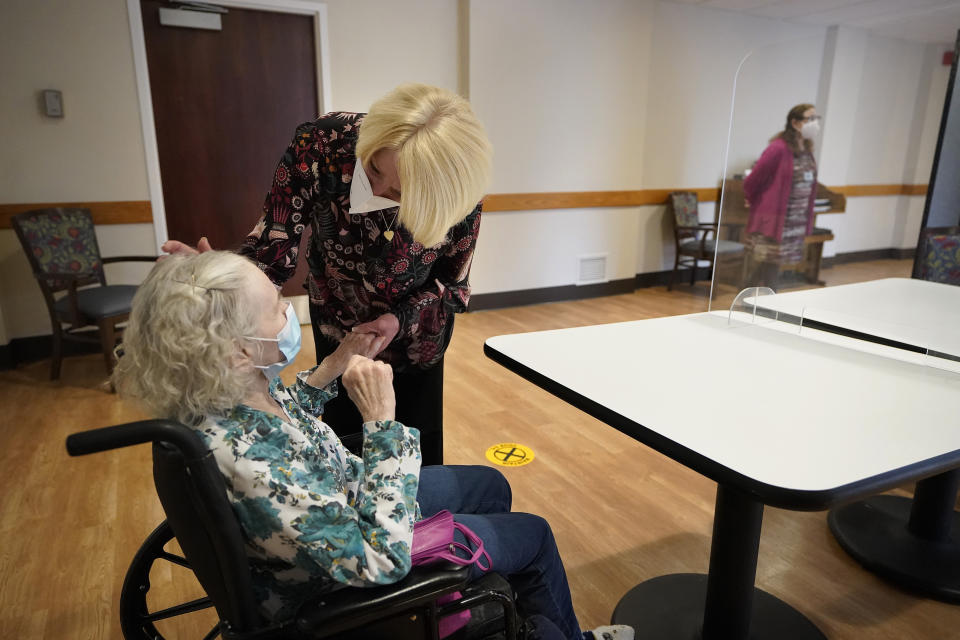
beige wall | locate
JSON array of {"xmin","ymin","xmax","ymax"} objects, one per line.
[
  {"xmin": 846, "ymin": 36, "xmax": 928, "ymax": 185},
  {"xmin": 0, "ymin": 0, "xmax": 155, "ymax": 340},
  {"xmin": 643, "ymin": 1, "xmax": 826, "ymax": 187},
  {"xmin": 0, "ymin": 0, "xmax": 150, "ymax": 203},
  {"xmin": 318, "ymin": 0, "xmax": 459, "ymax": 112},
  {"xmin": 468, "ymin": 0, "xmax": 655, "ymax": 293},
  {"xmin": 469, "ymin": 0, "xmax": 654, "ymax": 193},
  {"xmin": 0, "ymin": 0, "xmax": 953, "ymax": 343},
  {"xmin": 815, "ymin": 30, "xmax": 949, "ymax": 258},
  {"xmin": 914, "ymin": 47, "xmax": 953, "ymax": 186}
]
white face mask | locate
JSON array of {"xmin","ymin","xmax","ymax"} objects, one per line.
[
  {"xmin": 349, "ymin": 160, "xmax": 401, "ymax": 214},
  {"xmin": 800, "ymin": 119, "xmax": 820, "ymax": 140}
]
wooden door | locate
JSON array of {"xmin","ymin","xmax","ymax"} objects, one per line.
[{"xmin": 141, "ymin": 1, "xmax": 318, "ymax": 296}]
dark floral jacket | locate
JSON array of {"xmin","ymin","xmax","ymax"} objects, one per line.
[{"xmin": 239, "ymin": 112, "xmax": 482, "ymax": 370}]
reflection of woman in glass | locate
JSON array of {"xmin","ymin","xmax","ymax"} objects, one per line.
[{"xmin": 743, "ymin": 103, "xmax": 820, "ymax": 287}]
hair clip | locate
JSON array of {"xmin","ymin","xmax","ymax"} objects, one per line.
[{"xmin": 172, "ymin": 273, "xmax": 213, "ymax": 293}]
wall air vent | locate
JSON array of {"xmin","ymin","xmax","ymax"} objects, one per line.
[{"xmin": 577, "ymin": 254, "xmax": 608, "ymax": 285}]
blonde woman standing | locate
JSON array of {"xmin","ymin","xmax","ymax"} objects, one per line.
[{"xmin": 164, "ymin": 84, "xmax": 493, "ymax": 466}]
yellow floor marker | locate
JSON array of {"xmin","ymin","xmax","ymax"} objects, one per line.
[{"xmin": 485, "ymin": 443, "xmax": 535, "ymax": 467}]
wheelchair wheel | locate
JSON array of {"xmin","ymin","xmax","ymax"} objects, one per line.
[{"xmin": 119, "ymin": 520, "xmax": 219, "ymax": 640}]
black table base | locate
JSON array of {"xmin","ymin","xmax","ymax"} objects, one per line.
[
  {"xmin": 612, "ymin": 574, "xmax": 826, "ymax": 640},
  {"xmin": 612, "ymin": 484, "xmax": 826, "ymax": 639},
  {"xmin": 828, "ymin": 470, "xmax": 960, "ymax": 603}
]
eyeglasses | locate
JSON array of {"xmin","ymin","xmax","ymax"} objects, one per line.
[{"xmin": 801, "ymin": 115, "xmax": 822, "ymax": 123}]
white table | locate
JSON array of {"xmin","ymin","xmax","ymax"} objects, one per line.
[
  {"xmin": 485, "ymin": 311, "xmax": 960, "ymax": 639},
  {"xmin": 746, "ymin": 278, "xmax": 960, "ymax": 361},
  {"xmin": 743, "ymin": 277, "xmax": 960, "ymax": 604}
]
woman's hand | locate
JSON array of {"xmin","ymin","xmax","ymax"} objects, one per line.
[
  {"xmin": 352, "ymin": 313, "xmax": 400, "ymax": 354},
  {"xmin": 342, "ymin": 355, "xmax": 395, "ymax": 423},
  {"xmin": 160, "ymin": 236, "xmax": 214, "ymax": 257},
  {"xmin": 309, "ymin": 331, "xmax": 386, "ymax": 388}
]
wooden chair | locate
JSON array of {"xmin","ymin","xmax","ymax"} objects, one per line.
[
  {"xmin": 668, "ymin": 191, "xmax": 745, "ymax": 290},
  {"xmin": 913, "ymin": 225, "xmax": 960, "ymax": 286},
  {"xmin": 11, "ymin": 208, "xmax": 156, "ymax": 379}
]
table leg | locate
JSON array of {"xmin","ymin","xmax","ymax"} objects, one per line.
[
  {"xmin": 828, "ymin": 469, "xmax": 960, "ymax": 602},
  {"xmin": 611, "ymin": 484, "xmax": 826, "ymax": 639},
  {"xmin": 702, "ymin": 484, "xmax": 763, "ymax": 637}
]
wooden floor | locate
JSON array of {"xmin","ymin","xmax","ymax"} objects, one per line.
[{"xmin": 3, "ymin": 259, "xmax": 958, "ymax": 639}]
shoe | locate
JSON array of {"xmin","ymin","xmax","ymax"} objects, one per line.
[{"xmin": 584, "ymin": 624, "xmax": 635, "ymax": 640}]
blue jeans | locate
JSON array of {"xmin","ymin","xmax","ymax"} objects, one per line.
[{"xmin": 417, "ymin": 465, "xmax": 582, "ymax": 640}]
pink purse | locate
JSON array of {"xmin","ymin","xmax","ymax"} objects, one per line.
[
  {"xmin": 411, "ymin": 509, "xmax": 491, "ymax": 571},
  {"xmin": 411, "ymin": 510, "xmax": 492, "ymax": 639}
]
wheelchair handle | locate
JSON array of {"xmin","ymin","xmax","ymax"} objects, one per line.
[{"xmin": 66, "ymin": 419, "xmax": 207, "ymax": 458}]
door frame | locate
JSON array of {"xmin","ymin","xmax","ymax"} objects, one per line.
[{"xmin": 126, "ymin": 0, "xmax": 332, "ymax": 250}]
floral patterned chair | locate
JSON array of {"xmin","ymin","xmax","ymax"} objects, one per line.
[
  {"xmin": 914, "ymin": 225, "xmax": 960, "ymax": 286},
  {"xmin": 668, "ymin": 191, "xmax": 745, "ymax": 290},
  {"xmin": 11, "ymin": 208, "xmax": 156, "ymax": 379}
]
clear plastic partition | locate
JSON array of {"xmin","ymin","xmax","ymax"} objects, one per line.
[
  {"xmin": 708, "ymin": 33, "xmax": 916, "ymax": 314},
  {"xmin": 727, "ymin": 286, "xmax": 778, "ymax": 326},
  {"xmin": 705, "ymin": 34, "xmax": 956, "ymax": 372}
]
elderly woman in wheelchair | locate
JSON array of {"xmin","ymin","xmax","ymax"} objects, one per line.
[{"xmin": 109, "ymin": 251, "xmax": 633, "ymax": 640}]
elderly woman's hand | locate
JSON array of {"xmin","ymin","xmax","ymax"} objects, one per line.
[
  {"xmin": 342, "ymin": 355, "xmax": 395, "ymax": 423},
  {"xmin": 309, "ymin": 331, "xmax": 385, "ymax": 388}
]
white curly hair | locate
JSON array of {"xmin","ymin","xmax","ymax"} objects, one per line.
[{"xmin": 112, "ymin": 251, "xmax": 262, "ymax": 423}]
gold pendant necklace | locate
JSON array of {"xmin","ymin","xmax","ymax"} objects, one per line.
[{"xmin": 380, "ymin": 208, "xmax": 399, "ymax": 242}]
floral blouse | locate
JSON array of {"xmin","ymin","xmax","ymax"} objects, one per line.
[
  {"xmin": 194, "ymin": 370, "xmax": 422, "ymax": 621},
  {"xmin": 239, "ymin": 112, "xmax": 482, "ymax": 371}
]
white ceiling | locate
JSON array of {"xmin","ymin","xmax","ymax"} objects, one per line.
[{"xmin": 666, "ymin": 0, "xmax": 960, "ymax": 44}]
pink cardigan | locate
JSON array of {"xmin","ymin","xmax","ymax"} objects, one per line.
[{"xmin": 743, "ymin": 138, "xmax": 817, "ymax": 242}]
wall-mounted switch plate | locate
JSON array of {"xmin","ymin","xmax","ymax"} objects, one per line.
[{"xmin": 42, "ymin": 90, "xmax": 63, "ymax": 118}]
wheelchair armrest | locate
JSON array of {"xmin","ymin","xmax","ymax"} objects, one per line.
[
  {"xmin": 295, "ymin": 564, "xmax": 472, "ymax": 637},
  {"xmin": 66, "ymin": 419, "xmax": 206, "ymax": 458}
]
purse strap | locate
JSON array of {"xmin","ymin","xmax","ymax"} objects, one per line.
[{"xmin": 450, "ymin": 522, "xmax": 491, "ymax": 571}]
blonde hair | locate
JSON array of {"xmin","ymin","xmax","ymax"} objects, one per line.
[
  {"xmin": 112, "ymin": 251, "xmax": 261, "ymax": 423},
  {"xmin": 356, "ymin": 83, "xmax": 493, "ymax": 247}
]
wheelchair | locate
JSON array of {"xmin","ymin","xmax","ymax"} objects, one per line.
[{"xmin": 66, "ymin": 419, "xmax": 520, "ymax": 640}]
